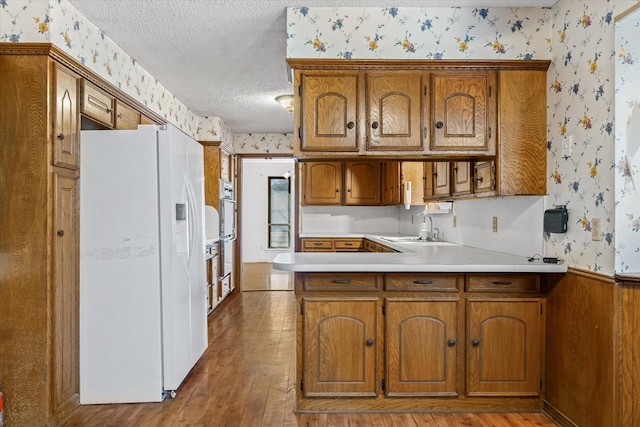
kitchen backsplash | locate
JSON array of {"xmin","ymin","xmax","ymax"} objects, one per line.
[
  {"xmin": 301, "ymin": 196, "xmax": 544, "ymax": 259},
  {"xmin": 301, "ymin": 206, "xmax": 401, "ymax": 235},
  {"xmin": 399, "ymin": 197, "xmax": 545, "ymax": 258}
]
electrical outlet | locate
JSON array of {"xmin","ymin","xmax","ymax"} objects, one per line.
[
  {"xmin": 592, "ymin": 218, "xmax": 602, "ymax": 241},
  {"xmin": 452, "ymin": 215, "xmax": 457, "ymax": 228},
  {"xmin": 492, "ymin": 216, "xmax": 498, "ymax": 233}
]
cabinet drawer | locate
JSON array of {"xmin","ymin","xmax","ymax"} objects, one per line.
[
  {"xmin": 303, "ymin": 273, "xmax": 380, "ymax": 291},
  {"xmin": 465, "ymin": 274, "xmax": 540, "ymax": 293},
  {"xmin": 334, "ymin": 238, "xmax": 363, "ymax": 251},
  {"xmin": 302, "ymin": 238, "xmax": 333, "ymax": 251},
  {"xmin": 81, "ymin": 81, "xmax": 114, "ymax": 127},
  {"xmin": 385, "ymin": 273, "xmax": 462, "ymax": 291}
]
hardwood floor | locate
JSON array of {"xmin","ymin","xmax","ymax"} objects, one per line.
[
  {"xmin": 63, "ymin": 291, "xmax": 557, "ymax": 426},
  {"xmin": 242, "ymin": 262, "xmax": 293, "ymax": 291}
]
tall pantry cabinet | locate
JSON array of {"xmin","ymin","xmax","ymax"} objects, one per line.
[
  {"xmin": 0, "ymin": 43, "xmax": 164, "ymax": 426},
  {"xmin": 0, "ymin": 45, "xmax": 80, "ymax": 426}
]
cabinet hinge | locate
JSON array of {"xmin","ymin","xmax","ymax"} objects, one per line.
[
  {"xmin": 382, "ymin": 304, "xmax": 386, "ymax": 316},
  {"xmin": 298, "ymin": 127, "xmax": 301, "ymax": 139},
  {"xmin": 301, "ymin": 302, "xmax": 304, "ymax": 315},
  {"xmin": 489, "ymin": 85, "xmax": 492, "ymax": 97},
  {"xmin": 424, "ymin": 85, "xmax": 427, "ymax": 96},
  {"xmin": 382, "ymin": 379, "xmax": 386, "ymax": 391},
  {"xmin": 298, "ymin": 85, "xmax": 302, "ymax": 96},
  {"xmin": 540, "ymin": 379, "xmax": 543, "ymax": 390},
  {"xmin": 488, "ymin": 126, "xmax": 492, "ymax": 139},
  {"xmin": 540, "ymin": 303, "xmax": 543, "ymax": 315},
  {"xmin": 301, "ymin": 379, "xmax": 304, "ymax": 391}
]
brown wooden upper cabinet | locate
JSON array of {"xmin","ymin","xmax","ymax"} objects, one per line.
[
  {"xmin": 366, "ymin": 71, "xmax": 425, "ymax": 151},
  {"xmin": 301, "ymin": 161, "xmax": 343, "ymax": 205},
  {"xmin": 344, "ymin": 161, "xmax": 381, "ymax": 205},
  {"xmin": 429, "ymin": 71, "xmax": 497, "ymax": 155},
  {"xmin": 290, "ymin": 60, "xmax": 550, "ymax": 197},
  {"xmin": 81, "ymin": 80, "xmax": 115, "ymax": 127},
  {"xmin": 52, "ymin": 63, "xmax": 80, "ymax": 169},
  {"xmin": 424, "ymin": 161, "xmax": 451, "ymax": 200},
  {"xmin": 114, "ymin": 100, "xmax": 140, "ymax": 130},
  {"xmin": 381, "ymin": 161, "xmax": 401, "ymax": 205},
  {"xmin": 299, "ymin": 71, "xmax": 359, "ymax": 153}
]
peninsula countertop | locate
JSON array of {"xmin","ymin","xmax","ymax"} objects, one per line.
[{"xmin": 274, "ymin": 234, "xmax": 568, "ymax": 273}]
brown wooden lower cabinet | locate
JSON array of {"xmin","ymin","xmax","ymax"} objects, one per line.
[
  {"xmin": 467, "ymin": 299, "xmax": 542, "ymax": 397},
  {"xmin": 302, "ymin": 298, "xmax": 378, "ymax": 396},
  {"xmin": 296, "ymin": 272, "xmax": 546, "ymax": 412},
  {"xmin": 301, "ymin": 237, "xmax": 364, "ymax": 252},
  {"xmin": 386, "ymin": 299, "xmax": 459, "ymax": 396}
]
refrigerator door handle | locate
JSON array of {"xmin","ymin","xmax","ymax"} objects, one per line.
[{"xmin": 185, "ymin": 180, "xmax": 199, "ymax": 271}]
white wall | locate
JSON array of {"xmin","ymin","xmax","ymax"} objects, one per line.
[
  {"xmin": 301, "ymin": 206, "xmax": 401, "ymax": 234},
  {"xmin": 241, "ymin": 158, "xmax": 295, "ymax": 262},
  {"xmin": 399, "ymin": 196, "xmax": 545, "ymax": 258},
  {"xmin": 302, "ymin": 196, "xmax": 545, "ymax": 259}
]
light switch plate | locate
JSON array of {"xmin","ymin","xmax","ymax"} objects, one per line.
[
  {"xmin": 562, "ymin": 135, "xmax": 573, "ymax": 158},
  {"xmin": 592, "ymin": 218, "xmax": 602, "ymax": 241}
]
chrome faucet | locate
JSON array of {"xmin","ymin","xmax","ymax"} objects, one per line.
[{"xmin": 417, "ymin": 213, "xmax": 434, "ymax": 241}]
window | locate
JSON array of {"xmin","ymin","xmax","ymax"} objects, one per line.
[{"xmin": 268, "ymin": 177, "xmax": 291, "ymax": 248}]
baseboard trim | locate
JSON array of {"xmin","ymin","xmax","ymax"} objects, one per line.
[{"xmin": 543, "ymin": 401, "xmax": 578, "ymax": 427}]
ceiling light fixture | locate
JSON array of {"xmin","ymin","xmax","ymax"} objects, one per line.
[{"xmin": 275, "ymin": 94, "xmax": 294, "ymax": 113}]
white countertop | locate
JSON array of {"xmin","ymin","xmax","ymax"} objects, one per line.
[{"xmin": 273, "ymin": 234, "xmax": 568, "ymax": 273}]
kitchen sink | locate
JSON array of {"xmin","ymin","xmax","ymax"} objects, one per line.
[{"xmin": 379, "ymin": 236, "xmax": 455, "ymax": 245}]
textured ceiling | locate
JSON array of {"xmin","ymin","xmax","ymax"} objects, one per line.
[{"xmin": 68, "ymin": 0, "xmax": 557, "ymax": 134}]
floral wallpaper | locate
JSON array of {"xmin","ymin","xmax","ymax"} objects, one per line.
[
  {"xmin": 1, "ymin": 0, "xmax": 200, "ymax": 138},
  {"xmin": 198, "ymin": 116, "xmax": 235, "ymax": 150},
  {"xmin": 545, "ymin": 0, "xmax": 637, "ymax": 274},
  {"xmin": 615, "ymin": 4, "xmax": 640, "ymax": 273},
  {"xmin": 286, "ymin": 7, "xmax": 552, "ymax": 60},
  {"xmin": 234, "ymin": 133, "xmax": 293, "ymax": 154}
]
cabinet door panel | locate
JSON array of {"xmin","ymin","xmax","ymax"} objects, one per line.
[
  {"xmin": 304, "ymin": 299, "xmax": 377, "ymax": 396},
  {"xmin": 344, "ymin": 161, "xmax": 380, "ymax": 205},
  {"xmin": 474, "ymin": 160, "xmax": 495, "ymax": 194},
  {"xmin": 302, "ymin": 161, "xmax": 342, "ymax": 205},
  {"xmin": 431, "ymin": 72, "xmax": 496, "ymax": 154},
  {"xmin": 386, "ymin": 300, "xmax": 458, "ymax": 396},
  {"xmin": 114, "ymin": 100, "xmax": 140, "ymax": 130},
  {"xmin": 402, "ymin": 162, "xmax": 426, "ymax": 203},
  {"xmin": 51, "ymin": 171, "xmax": 80, "ymax": 415},
  {"xmin": 451, "ymin": 161, "xmax": 471, "ymax": 196},
  {"xmin": 433, "ymin": 162, "xmax": 451, "ymax": 197},
  {"xmin": 301, "ymin": 73, "xmax": 359, "ymax": 152},
  {"xmin": 367, "ymin": 72, "xmax": 423, "ymax": 150},
  {"xmin": 52, "ymin": 64, "xmax": 79, "ymax": 169},
  {"xmin": 467, "ymin": 300, "xmax": 541, "ymax": 396}
]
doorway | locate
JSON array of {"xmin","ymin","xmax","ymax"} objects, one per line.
[{"xmin": 239, "ymin": 157, "xmax": 295, "ymax": 291}]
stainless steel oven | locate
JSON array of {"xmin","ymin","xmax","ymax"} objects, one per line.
[{"xmin": 219, "ymin": 179, "xmax": 235, "ymax": 293}]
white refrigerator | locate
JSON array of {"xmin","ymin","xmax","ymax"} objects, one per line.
[{"xmin": 79, "ymin": 124, "xmax": 208, "ymax": 403}]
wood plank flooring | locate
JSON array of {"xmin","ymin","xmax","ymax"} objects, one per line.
[
  {"xmin": 242, "ymin": 262, "xmax": 294, "ymax": 291},
  {"xmin": 63, "ymin": 290, "xmax": 558, "ymax": 427}
]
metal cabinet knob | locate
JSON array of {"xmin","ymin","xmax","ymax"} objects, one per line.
[
  {"xmin": 347, "ymin": 121, "xmax": 355, "ymax": 130},
  {"xmin": 448, "ymin": 339, "xmax": 456, "ymax": 347},
  {"xmin": 57, "ymin": 229, "xmax": 65, "ymax": 237},
  {"xmin": 371, "ymin": 121, "xmax": 379, "ymax": 129},
  {"xmin": 57, "ymin": 133, "xmax": 65, "ymax": 140},
  {"xmin": 472, "ymin": 339, "xmax": 480, "ymax": 347},
  {"xmin": 366, "ymin": 338, "xmax": 374, "ymax": 347},
  {"xmin": 436, "ymin": 121, "xmax": 444, "ymax": 129}
]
